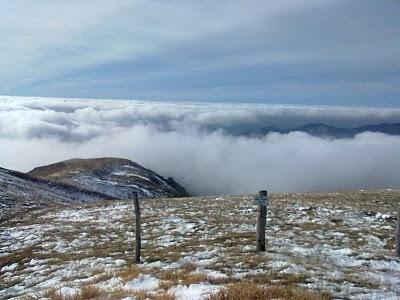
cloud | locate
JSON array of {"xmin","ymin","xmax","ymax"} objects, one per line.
[
  {"xmin": 1, "ymin": 1, "xmax": 400, "ymax": 105},
  {"xmin": 1, "ymin": 96, "xmax": 400, "ymax": 195}
]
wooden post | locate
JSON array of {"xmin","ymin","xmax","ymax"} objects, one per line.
[
  {"xmin": 256, "ymin": 190, "xmax": 268, "ymax": 252},
  {"xmin": 396, "ymin": 209, "xmax": 400, "ymax": 257},
  {"xmin": 132, "ymin": 192, "xmax": 141, "ymax": 263}
]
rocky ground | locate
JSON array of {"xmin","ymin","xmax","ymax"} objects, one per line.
[{"xmin": 1, "ymin": 190, "xmax": 399, "ymax": 299}]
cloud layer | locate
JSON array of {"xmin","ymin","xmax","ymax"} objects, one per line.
[{"xmin": 1, "ymin": 96, "xmax": 400, "ymax": 195}]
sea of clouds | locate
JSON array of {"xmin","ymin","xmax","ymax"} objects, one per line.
[{"xmin": 1, "ymin": 96, "xmax": 400, "ymax": 195}]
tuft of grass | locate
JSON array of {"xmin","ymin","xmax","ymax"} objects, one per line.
[
  {"xmin": 208, "ymin": 282, "xmax": 331, "ymax": 300},
  {"xmin": 131, "ymin": 291, "xmax": 175, "ymax": 300},
  {"xmin": 384, "ymin": 237, "xmax": 395, "ymax": 250},
  {"xmin": 181, "ymin": 262, "xmax": 197, "ymax": 273},
  {"xmin": 159, "ymin": 280, "xmax": 175, "ymax": 291},
  {"xmin": 277, "ymin": 273, "xmax": 310, "ymax": 285},
  {"xmin": 79, "ymin": 285, "xmax": 103, "ymax": 299},
  {"xmin": 108, "ymin": 288, "xmax": 130, "ymax": 299},
  {"xmin": 159, "ymin": 270, "xmax": 208, "ymax": 285},
  {"xmin": 0, "ymin": 245, "xmax": 38, "ymax": 270},
  {"xmin": 181, "ymin": 273, "xmax": 210, "ymax": 285},
  {"xmin": 37, "ymin": 288, "xmax": 80, "ymax": 300},
  {"xmin": 28, "ymin": 285, "xmax": 105, "ymax": 300},
  {"xmin": 88, "ymin": 270, "xmax": 115, "ymax": 284},
  {"xmin": 116, "ymin": 265, "xmax": 142, "ymax": 282},
  {"xmin": 152, "ymin": 292, "xmax": 176, "ymax": 300}
]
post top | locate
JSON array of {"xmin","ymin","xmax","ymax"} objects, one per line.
[{"xmin": 258, "ymin": 190, "xmax": 268, "ymax": 196}]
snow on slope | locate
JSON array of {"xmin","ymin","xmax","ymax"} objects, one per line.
[
  {"xmin": 29, "ymin": 157, "xmax": 189, "ymax": 199},
  {"xmin": 1, "ymin": 190, "xmax": 400, "ymax": 299},
  {"xmin": 0, "ymin": 167, "xmax": 115, "ymax": 220}
]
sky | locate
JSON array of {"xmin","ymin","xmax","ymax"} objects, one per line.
[
  {"xmin": 1, "ymin": 2, "xmax": 400, "ymax": 195},
  {"xmin": 1, "ymin": 1, "xmax": 400, "ymax": 106},
  {"xmin": 1, "ymin": 96, "xmax": 400, "ymax": 195}
]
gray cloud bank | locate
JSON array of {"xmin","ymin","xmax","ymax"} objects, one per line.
[{"xmin": 1, "ymin": 96, "xmax": 400, "ymax": 195}]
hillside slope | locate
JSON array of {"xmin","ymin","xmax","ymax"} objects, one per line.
[
  {"xmin": 0, "ymin": 167, "xmax": 115, "ymax": 219},
  {"xmin": 29, "ymin": 157, "xmax": 189, "ymax": 199},
  {"xmin": 1, "ymin": 190, "xmax": 399, "ymax": 299}
]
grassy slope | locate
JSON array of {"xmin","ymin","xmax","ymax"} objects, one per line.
[{"xmin": 1, "ymin": 190, "xmax": 399, "ymax": 299}]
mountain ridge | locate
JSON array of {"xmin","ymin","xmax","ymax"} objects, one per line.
[
  {"xmin": 0, "ymin": 166, "xmax": 117, "ymax": 221},
  {"xmin": 0, "ymin": 157, "xmax": 190, "ymax": 221},
  {"xmin": 242, "ymin": 122, "xmax": 400, "ymax": 138},
  {"xmin": 29, "ymin": 157, "xmax": 190, "ymax": 199}
]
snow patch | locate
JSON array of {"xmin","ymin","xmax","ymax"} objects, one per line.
[
  {"xmin": 59, "ymin": 287, "xmax": 80, "ymax": 297},
  {"xmin": 124, "ymin": 274, "xmax": 160, "ymax": 291},
  {"xmin": 170, "ymin": 283, "xmax": 222, "ymax": 300},
  {"xmin": 1, "ymin": 263, "xmax": 18, "ymax": 272}
]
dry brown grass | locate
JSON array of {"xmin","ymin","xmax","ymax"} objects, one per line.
[
  {"xmin": 279, "ymin": 273, "xmax": 310, "ymax": 285},
  {"xmin": 208, "ymin": 282, "xmax": 331, "ymax": 300},
  {"xmin": 152, "ymin": 292, "xmax": 176, "ymax": 300},
  {"xmin": 159, "ymin": 269, "xmax": 209, "ymax": 285},
  {"xmin": 29, "ymin": 284, "xmax": 108, "ymax": 300},
  {"xmin": 181, "ymin": 262, "xmax": 197, "ymax": 273},
  {"xmin": 0, "ymin": 245, "xmax": 37, "ymax": 270},
  {"xmin": 87, "ymin": 270, "xmax": 114, "ymax": 284},
  {"xmin": 181, "ymin": 273, "xmax": 210, "ymax": 285},
  {"xmin": 36, "ymin": 288, "xmax": 79, "ymax": 300},
  {"xmin": 132, "ymin": 291, "xmax": 175, "ymax": 300},
  {"xmin": 158, "ymin": 280, "xmax": 175, "ymax": 291},
  {"xmin": 108, "ymin": 288, "xmax": 130, "ymax": 299},
  {"xmin": 384, "ymin": 237, "xmax": 396, "ymax": 250},
  {"xmin": 7, "ymin": 190, "xmax": 400, "ymax": 300},
  {"xmin": 116, "ymin": 265, "xmax": 142, "ymax": 281},
  {"xmin": 244, "ymin": 272, "xmax": 309, "ymax": 285},
  {"xmin": 79, "ymin": 285, "xmax": 103, "ymax": 299}
]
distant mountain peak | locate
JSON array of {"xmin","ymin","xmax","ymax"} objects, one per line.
[
  {"xmin": 296, "ymin": 123, "xmax": 336, "ymax": 129},
  {"xmin": 244, "ymin": 122, "xmax": 400, "ymax": 138}
]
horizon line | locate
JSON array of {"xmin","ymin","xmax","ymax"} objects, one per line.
[{"xmin": 1, "ymin": 94, "xmax": 400, "ymax": 110}]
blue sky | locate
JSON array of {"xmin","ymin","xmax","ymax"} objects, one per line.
[{"xmin": 1, "ymin": 1, "xmax": 400, "ymax": 106}]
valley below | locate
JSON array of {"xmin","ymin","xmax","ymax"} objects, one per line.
[{"xmin": 1, "ymin": 190, "xmax": 400, "ymax": 299}]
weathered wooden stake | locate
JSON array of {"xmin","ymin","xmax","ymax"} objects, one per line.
[
  {"xmin": 396, "ymin": 209, "xmax": 400, "ymax": 257},
  {"xmin": 256, "ymin": 190, "xmax": 268, "ymax": 252},
  {"xmin": 132, "ymin": 192, "xmax": 141, "ymax": 263}
]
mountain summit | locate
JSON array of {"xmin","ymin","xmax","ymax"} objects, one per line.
[{"xmin": 29, "ymin": 157, "xmax": 189, "ymax": 199}]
